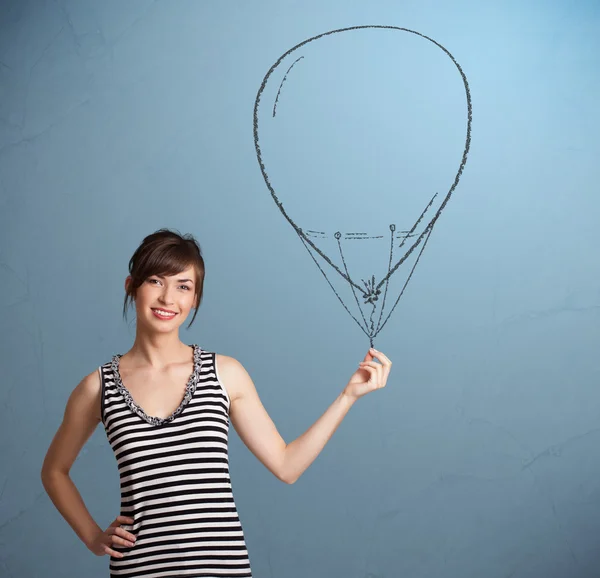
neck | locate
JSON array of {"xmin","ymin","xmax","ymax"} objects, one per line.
[{"xmin": 125, "ymin": 332, "xmax": 193, "ymax": 369}]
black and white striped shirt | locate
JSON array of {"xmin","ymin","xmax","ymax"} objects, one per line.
[{"xmin": 99, "ymin": 343, "xmax": 252, "ymax": 577}]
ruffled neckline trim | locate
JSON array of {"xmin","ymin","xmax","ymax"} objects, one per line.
[{"xmin": 110, "ymin": 344, "xmax": 203, "ymax": 426}]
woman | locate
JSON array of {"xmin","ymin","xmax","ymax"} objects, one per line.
[{"xmin": 40, "ymin": 228, "xmax": 392, "ymax": 577}]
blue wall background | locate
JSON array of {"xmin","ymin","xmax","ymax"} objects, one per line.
[{"xmin": 1, "ymin": 1, "xmax": 599, "ymax": 577}]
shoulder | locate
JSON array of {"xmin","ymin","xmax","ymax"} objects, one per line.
[
  {"xmin": 74, "ymin": 368, "xmax": 103, "ymax": 398},
  {"xmin": 215, "ymin": 353, "xmax": 254, "ymax": 403},
  {"xmin": 214, "ymin": 353, "xmax": 240, "ymax": 369},
  {"xmin": 66, "ymin": 367, "xmax": 103, "ymax": 423}
]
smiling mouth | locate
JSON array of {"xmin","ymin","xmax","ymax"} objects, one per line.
[{"xmin": 151, "ymin": 308, "xmax": 177, "ymax": 317}]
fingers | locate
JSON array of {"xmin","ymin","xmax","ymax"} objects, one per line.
[
  {"xmin": 103, "ymin": 515, "xmax": 136, "ymax": 558},
  {"xmin": 359, "ymin": 361, "xmax": 381, "ymax": 371},
  {"xmin": 368, "ymin": 348, "xmax": 392, "ymax": 381},
  {"xmin": 115, "ymin": 516, "xmax": 136, "ymax": 542},
  {"xmin": 360, "ymin": 349, "xmax": 393, "ymax": 388},
  {"xmin": 369, "ymin": 348, "xmax": 392, "ymax": 367},
  {"xmin": 103, "ymin": 544, "xmax": 125, "ymax": 558},
  {"xmin": 358, "ymin": 362, "xmax": 384, "ymax": 388},
  {"xmin": 110, "ymin": 526, "xmax": 136, "ymax": 546}
]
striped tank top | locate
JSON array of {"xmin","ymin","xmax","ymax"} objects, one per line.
[{"xmin": 99, "ymin": 343, "xmax": 253, "ymax": 577}]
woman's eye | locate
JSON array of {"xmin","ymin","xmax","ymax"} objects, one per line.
[{"xmin": 148, "ymin": 279, "xmax": 189, "ymax": 291}]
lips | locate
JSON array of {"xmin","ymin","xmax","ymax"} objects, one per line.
[{"xmin": 151, "ymin": 308, "xmax": 178, "ymax": 319}]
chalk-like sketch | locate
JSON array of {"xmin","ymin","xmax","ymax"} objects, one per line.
[{"xmin": 253, "ymin": 26, "xmax": 472, "ymax": 347}]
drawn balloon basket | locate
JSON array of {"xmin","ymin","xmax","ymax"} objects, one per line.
[{"xmin": 254, "ymin": 26, "xmax": 472, "ymax": 347}]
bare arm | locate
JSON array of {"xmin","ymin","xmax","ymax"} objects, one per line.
[
  {"xmin": 281, "ymin": 392, "xmax": 355, "ymax": 484},
  {"xmin": 219, "ymin": 354, "xmax": 373, "ymax": 485},
  {"xmin": 40, "ymin": 370, "xmax": 104, "ymax": 550}
]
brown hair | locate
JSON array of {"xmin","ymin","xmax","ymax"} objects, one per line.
[{"xmin": 123, "ymin": 228, "xmax": 205, "ymax": 329}]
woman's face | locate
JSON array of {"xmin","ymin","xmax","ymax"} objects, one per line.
[{"xmin": 126, "ymin": 265, "xmax": 198, "ymax": 333}]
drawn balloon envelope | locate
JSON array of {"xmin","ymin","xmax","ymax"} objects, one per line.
[{"xmin": 254, "ymin": 26, "xmax": 472, "ymax": 347}]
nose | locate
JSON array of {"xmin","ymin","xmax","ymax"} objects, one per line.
[{"xmin": 158, "ymin": 287, "xmax": 175, "ymax": 305}]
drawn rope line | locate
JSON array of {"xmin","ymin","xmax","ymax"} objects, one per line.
[
  {"xmin": 365, "ymin": 280, "xmax": 377, "ymax": 335},
  {"xmin": 296, "ymin": 233, "xmax": 371, "ymax": 339},
  {"xmin": 336, "ymin": 233, "xmax": 371, "ymax": 332},
  {"xmin": 376, "ymin": 226, "xmax": 435, "ymax": 335},
  {"xmin": 372, "ymin": 193, "xmax": 436, "ymax": 331},
  {"xmin": 375, "ymin": 225, "xmax": 396, "ymax": 333}
]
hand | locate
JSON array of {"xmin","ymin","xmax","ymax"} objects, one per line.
[
  {"xmin": 88, "ymin": 515, "xmax": 136, "ymax": 558},
  {"xmin": 343, "ymin": 347, "xmax": 392, "ymax": 401}
]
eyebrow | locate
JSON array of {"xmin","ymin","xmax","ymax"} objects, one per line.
[{"xmin": 155, "ymin": 275, "xmax": 194, "ymax": 284}]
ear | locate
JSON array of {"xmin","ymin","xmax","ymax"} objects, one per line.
[{"xmin": 125, "ymin": 276, "xmax": 133, "ymax": 295}]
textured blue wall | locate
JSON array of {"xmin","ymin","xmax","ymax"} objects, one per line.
[{"xmin": 1, "ymin": 1, "xmax": 599, "ymax": 577}]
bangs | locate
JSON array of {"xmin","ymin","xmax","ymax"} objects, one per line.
[{"xmin": 137, "ymin": 241, "xmax": 199, "ymax": 281}]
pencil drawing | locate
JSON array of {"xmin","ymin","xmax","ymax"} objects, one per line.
[{"xmin": 253, "ymin": 26, "xmax": 472, "ymax": 346}]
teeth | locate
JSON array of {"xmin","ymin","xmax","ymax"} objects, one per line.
[{"xmin": 153, "ymin": 309, "xmax": 175, "ymax": 317}]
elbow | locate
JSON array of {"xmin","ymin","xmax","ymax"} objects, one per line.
[
  {"xmin": 279, "ymin": 471, "xmax": 298, "ymax": 485},
  {"xmin": 40, "ymin": 464, "xmax": 51, "ymax": 484},
  {"xmin": 40, "ymin": 470, "xmax": 50, "ymax": 493},
  {"xmin": 278, "ymin": 447, "xmax": 298, "ymax": 484},
  {"xmin": 40, "ymin": 468, "xmax": 53, "ymax": 488},
  {"xmin": 40, "ymin": 466, "xmax": 67, "ymax": 487}
]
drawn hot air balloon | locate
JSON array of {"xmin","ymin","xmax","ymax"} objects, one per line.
[{"xmin": 253, "ymin": 26, "xmax": 472, "ymax": 347}]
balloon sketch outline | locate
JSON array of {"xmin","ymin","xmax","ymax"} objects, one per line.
[{"xmin": 253, "ymin": 25, "xmax": 473, "ymax": 347}]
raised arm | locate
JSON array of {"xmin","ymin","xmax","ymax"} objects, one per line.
[{"xmin": 217, "ymin": 347, "xmax": 392, "ymax": 485}]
